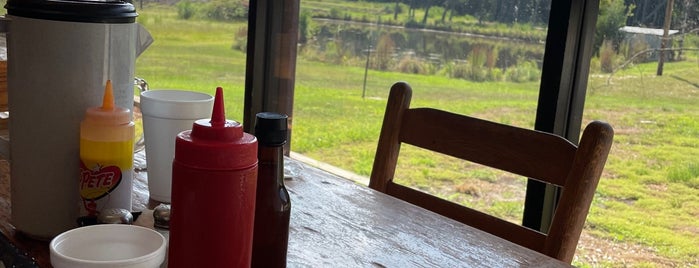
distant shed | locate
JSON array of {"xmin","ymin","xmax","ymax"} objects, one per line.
[{"xmin": 619, "ymin": 26, "xmax": 679, "ymax": 62}]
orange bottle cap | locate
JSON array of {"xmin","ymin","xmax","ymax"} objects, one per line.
[{"xmin": 84, "ymin": 80, "xmax": 131, "ymax": 125}]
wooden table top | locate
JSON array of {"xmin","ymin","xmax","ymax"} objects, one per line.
[{"xmin": 0, "ymin": 156, "xmax": 572, "ymax": 267}]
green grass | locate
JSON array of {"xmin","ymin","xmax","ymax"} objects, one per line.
[
  {"xmin": 136, "ymin": 8, "xmax": 249, "ymax": 120},
  {"xmin": 136, "ymin": 4, "xmax": 699, "ymax": 266}
]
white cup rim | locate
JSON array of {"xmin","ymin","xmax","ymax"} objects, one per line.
[
  {"xmin": 141, "ymin": 89, "xmax": 213, "ymax": 103},
  {"xmin": 140, "ymin": 89, "xmax": 214, "ymax": 119},
  {"xmin": 50, "ymin": 224, "xmax": 166, "ymax": 267}
]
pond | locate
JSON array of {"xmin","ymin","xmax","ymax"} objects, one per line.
[{"xmin": 305, "ymin": 19, "xmax": 547, "ymax": 73}]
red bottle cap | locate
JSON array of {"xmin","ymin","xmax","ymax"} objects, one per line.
[{"xmin": 174, "ymin": 87, "xmax": 257, "ymax": 170}]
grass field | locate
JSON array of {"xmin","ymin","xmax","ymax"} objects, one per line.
[{"xmin": 136, "ymin": 4, "xmax": 699, "ymax": 267}]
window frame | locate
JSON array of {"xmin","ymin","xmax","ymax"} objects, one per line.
[
  {"xmin": 525, "ymin": 0, "xmax": 601, "ymax": 231},
  {"xmin": 244, "ymin": 0, "xmax": 601, "ymax": 232},
  {"xmin": 243, "ymin": 0, "xmax": 299, "ymax": 155}
]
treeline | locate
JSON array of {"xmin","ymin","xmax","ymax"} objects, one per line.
[
  {"xmin": 355, "ymin": 0, "xmax": 552, "ymax": 26},
  {"xmin": 626, "ymin": 0, "xmax": 699, "ymax": 31},
  {"xmin": 357, "ymin": 0, "xmax": 699, "ymax": 32}
]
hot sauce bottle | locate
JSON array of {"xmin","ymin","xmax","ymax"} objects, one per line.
[
  {"xmin": 168, "ymin": 87, "xmax": 258, "ymax": 267},
  {"xmin": 78, "ymin": 80, "xmax": 135, "ymax": 221},
  {"xmin": 252, "ymin": 112, "xmax": 291, "ymax": 268}
]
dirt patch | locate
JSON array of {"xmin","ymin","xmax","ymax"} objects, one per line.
[{"xmin": 575, "ymin": 231, "xmax": 679, "ymax": 267}]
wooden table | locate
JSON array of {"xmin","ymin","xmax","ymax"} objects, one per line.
[{"xmin": 0, "ymin": 156, "xmax": 572, "ymax": 267}]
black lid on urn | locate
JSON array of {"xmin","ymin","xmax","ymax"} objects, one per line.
[{"xmin": 6, "ymin": 0, "xmax": 137, "ymax": 24}]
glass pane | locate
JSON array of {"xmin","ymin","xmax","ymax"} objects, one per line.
[
  {"xmin": 393, "ymin": 144, "xmax": 528, "ymax": 224},
  {"xmin": 581, "ymin": 0, "xmax": 699, "ymax": 266},
  {"xmin": 135, "ymin": 1, "xmax": 249, "ymax": 121},
  {"xmin": 293, "ymin": 0, "xmax": 550, "ymax": 228}
]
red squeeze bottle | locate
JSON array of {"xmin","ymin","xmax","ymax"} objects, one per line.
[{"xmin": 168, "ymin": 87, "xmax": 258, "ymax": 267}]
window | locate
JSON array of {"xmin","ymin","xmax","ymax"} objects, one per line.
[
  {"xmin": 133, "ymin": 0, "xmax": 699, "ymax": 266},
  {"xmin": 135, "ymin": 1, "xmax": 250, "ymax": 123}
]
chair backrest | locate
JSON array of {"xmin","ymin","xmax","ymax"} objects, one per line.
[{"xmin": 369, "ymin": 82, "xmax": 614, "ymax": 263}]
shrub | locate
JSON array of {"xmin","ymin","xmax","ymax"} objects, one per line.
[
  {"xmin": 467, "ymin": 46, "xmax": 487, "ymax": 81},
  {"xmin": 627, "ymin": 35, "xmax": 650, "ymax": 63},
  {"xmin": 468, "ymin": 67, "xmax": 488, "ymax": 82},
  {"xmin": 231, "ymin": 26, "xmax": 247, "ymax": 52},
  {"xmin": 329, "ymin": 8, "xmax": 342, "ymax": 19},
  {"xmin": 395, "ymin": 55, "xmax": 429, "ymax": 75},
  {"xmin": 404, "ymin": 19, "xmax": 424, "ymax": 29},
  {"xmin": 487, "ymin": 68, "xmax": 504, "ymax": 82},
  {"xmin": 324, "ymin": 41, "xmax": 346, "ymax": 64},
  {"xmin": 449, "ymin": 61, "xmax": 487, "ymax": 82},
  {"xmin": 373, "ymin": 34, "xmax": 395, "ymax": 70},
  {"xmin": 298, "ymin": 44, "xmax": 325, "ymax": 63},
  {"xmin": 594, "ymin": 0, "xmax": 634, "ymax": 52},
  {"xmin": 298, "ymin": 10, "xmax": 313, "ymax": 44},
  {"xmin": 589, "ymin": 56, "xmax": 602, "ymax": 74},
  {"xmin": 203, "ymin": 0, "xmax": 248, "ymax": 21},
  {"xmin": 485, "ymin": 46, "xmax": 499, "ymax": 70},
  {"xmin": 505, "ymin": 60, "xmax": 540, "ymax": 83},
  {"xmin": 450, "ymin": 61, "xmax": 469, "ymax": 79},
  {"xmin": 600, "ymin": 39, "xmax": 616, "ymax": 73},
  {"xmin": 176, "ymin": 0, "xmax": 196, "ymax": 20}
]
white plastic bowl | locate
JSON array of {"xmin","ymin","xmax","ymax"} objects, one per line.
[{"xmin": 50, "ymin": 224, "xmax": 166, "ymax": 268}]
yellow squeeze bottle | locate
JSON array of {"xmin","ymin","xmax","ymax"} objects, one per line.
[{"xmin": 79, "ymin": 80, "xmax": 135, "ymax": 219}]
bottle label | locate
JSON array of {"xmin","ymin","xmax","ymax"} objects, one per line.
[{"xmin": 79, "ymin": 139, "xmax": 134, "ymax": 217}]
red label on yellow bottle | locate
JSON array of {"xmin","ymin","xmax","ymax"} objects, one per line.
[
  {"xmin": 79, "ymin": 139, "xmax": 133, "ymax": 217},
  {"xmin": 80, "ymin": 161, "xmax": 123, "ymax": 200}
]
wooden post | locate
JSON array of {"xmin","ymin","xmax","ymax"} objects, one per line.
[
  {"xmin": 244, "ymin": 0, "xmax": 300, "ymax": 155},
  {"xmin": 657, "ymin": 0, "xmax": 674, "ymax": 76}
]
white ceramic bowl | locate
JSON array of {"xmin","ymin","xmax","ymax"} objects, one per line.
[{"xmin": 50, "ymin": 224, "xmax": 167, "ymax": 268}]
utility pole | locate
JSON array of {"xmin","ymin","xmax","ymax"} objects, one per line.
[{"xmin": 657, "ymin": 0, "xmax": 674, "ymax": 76}]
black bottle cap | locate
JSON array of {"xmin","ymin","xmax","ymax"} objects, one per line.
[{"xmin": 255, "ymin": 112, "xmax": 288, "ymax": 146}]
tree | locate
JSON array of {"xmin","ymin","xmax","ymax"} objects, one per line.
[
  {"xmin": 676, "ymin": 0, "xmax": 699, "ymax": 59},
  {"xmin": 494, "ymin": 0, "xmax": 517, "ymax": 24},
  {"xmin": 441, "ymin": 0, "xmax": 453, "ymax": 23},
  {"xmin": 407, "ymin": 0, "xmax": 418, "ymax": 19},
  {"xmin": 464, "ymin": 0, "xmax": 495, "ymax": 24},
  {"xmin": 394, "ymin": 0, "xmax": 400, "ymax": 20},
  {"xmin": 595, "ymin": 0, "xmax": 635, "ymax": 53}
]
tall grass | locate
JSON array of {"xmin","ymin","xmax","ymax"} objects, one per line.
[{"xmin": 136, "ymin": 4, "xmax": 699, "ymax": 267}]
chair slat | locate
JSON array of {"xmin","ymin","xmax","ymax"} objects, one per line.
[{"xmin": 400, "ymin": 108, "xmax": 577, "ymax": 186}]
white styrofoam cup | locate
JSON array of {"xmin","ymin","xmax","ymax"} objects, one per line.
[{"xmin": 140, "ymin": 90, "xmax": 214, "ymax": 203}]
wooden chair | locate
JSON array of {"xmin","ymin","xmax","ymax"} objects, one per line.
[{"xmin": 369, "ymin": 82, "xmax": 614, "ymax": 263}]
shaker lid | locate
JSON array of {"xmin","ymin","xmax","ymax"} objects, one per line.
[
  {"xmin": 97, "ymin": 208, "xmax": 134, "ymax": 224},
  {"xmin": 6, "ymin": 0, "xmax": 137, "ymax": 23}
]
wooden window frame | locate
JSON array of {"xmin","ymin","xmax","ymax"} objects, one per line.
[
  {"xmin": 525, "ymin": 0, "xmax": 600, "ymax": 231},
  {"xmin": 243, "ymin": 0, "xmax": 299, "ymax": 155}
]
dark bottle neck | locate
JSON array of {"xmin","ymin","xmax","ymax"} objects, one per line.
[{"xmin": 258, "ymin": 145, "xmax": 284, "ymax": 184}]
